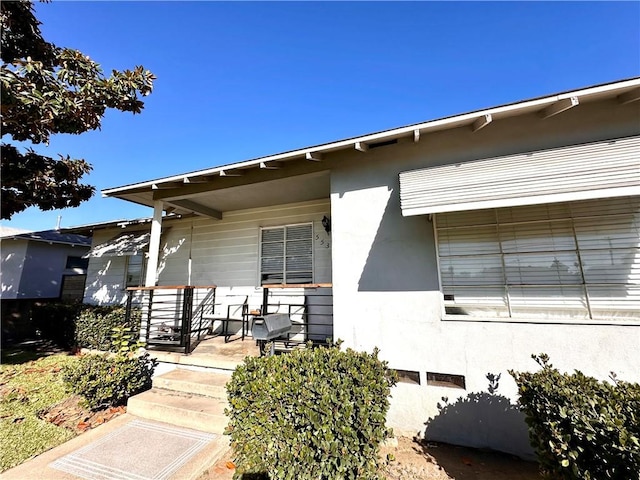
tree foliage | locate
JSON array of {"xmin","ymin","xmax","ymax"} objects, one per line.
[{"xmin": 1, "ymin": 0, "xmax": 155, "ymax": 219}]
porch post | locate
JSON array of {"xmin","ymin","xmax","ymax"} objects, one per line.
[{"xmin": 145, "ymin": 200, "xmax": 163, "ymax": 287}]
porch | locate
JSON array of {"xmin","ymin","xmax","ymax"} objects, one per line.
[{"xmin": 125, "ymin": 283, "xmax": 334, "ymax": 355}]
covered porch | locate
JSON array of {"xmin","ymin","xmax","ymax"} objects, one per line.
[
  {"xmin": 99, "ymin": 165, "xmax": 335, "ymax": 355},
  {"xmin": 125, "ymin": 283, "xmax": 334, "ymax": 355}
]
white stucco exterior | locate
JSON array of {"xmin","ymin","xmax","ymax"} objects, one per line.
[
  {"xmin": 327, "ymin": 97, "xmax": 640, "ymax": 458},
  {"xmin": 1, "ymin": 235, "xmax": 90, "ymax": 300},
  {"xmin": 83, "ymin": 79, "xmax": 640, "ymax": 459}
]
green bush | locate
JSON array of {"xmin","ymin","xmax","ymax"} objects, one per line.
[
  {"xmin": 74, "ymin": 306, "xmax": 141, "ymax": 351},
  {"xmin": 510, "ymin": 354, "xmax": 640, "ymax": 480},
  {"xmin": 63, "ymin": 327, "xmax": 157, "ymax": 410},
  {"xmin": 225, "ymin": 342, "xmax": 397, "ymax": 480},
  {"xmin": 32, "ymin": 303, "xmax": 141, "ymax": 351}
]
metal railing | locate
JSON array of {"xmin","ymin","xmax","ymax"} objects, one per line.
[
  {"xmin": 260, "ymin": 283, "xmax": 333, "ymax": 348},
  {"xmin": 125, "ymin": 285, "xmax": 217, "ymax": 354},
  {"xmin": 124, "ymin": 283, "xmax": 333, "ymax": 354}
]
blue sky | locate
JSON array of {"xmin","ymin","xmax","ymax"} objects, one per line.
[{"xmin": 3, "ymin": 1, "xmax": 639, "ymax": 232}]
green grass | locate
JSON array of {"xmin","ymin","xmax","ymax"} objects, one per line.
[{"xmin": 0, "ymin": 353, "xmax": 79, "ymax": 472}]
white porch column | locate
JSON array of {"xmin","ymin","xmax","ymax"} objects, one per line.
[{"xmin": 145, "ymin": 200, "xmax": 163, "ymax": 287}]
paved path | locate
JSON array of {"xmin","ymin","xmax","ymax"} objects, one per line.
[{"xmin": 0, "ymin": 414, "xmax": 229, "ymax": 480}]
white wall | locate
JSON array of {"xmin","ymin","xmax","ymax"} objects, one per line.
[
  {"xmin": 84, "ymin": 229, "xmax": 130, "ymax": 305},
  {"xmin": 328, "ymin": 98, "xmax": 640, "ymax": 458},
  {"xmin": 1, "ymin": 239, "xmax": 88, "ymax": 300},
  {"xmin": 1, "ymin": 239, "xmax": 28, "ymax": 299},
  {"xmin": 84, "ymin": 199, "xmax": 332, "ymax": 309}
]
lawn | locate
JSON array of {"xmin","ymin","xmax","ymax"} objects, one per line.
[{"xmin": 0, "ymin": 351, "xmax": 78, "ymax": 471}]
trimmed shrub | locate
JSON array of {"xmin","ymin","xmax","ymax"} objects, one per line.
[
  {"xmin": 74, "ymin": 306, "xmax": 141, "ymax": 351},
  {"xmin": 225, "ymin": 342, "xmax": 397, "ymax": 480},
  {"xmin": 510, "ymin": 354, "xmax": 640, "ymax": 480},
  {"xmin": 63, "ymin": 326, "xmax": 157, "ymax": 410},
  {"xmin": 32, "ymin": 303, "xmax": 141, "ymax": 351}
]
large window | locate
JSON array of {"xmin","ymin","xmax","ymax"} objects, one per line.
[
  {"xmin": 435, "ymin": 197, "xmax": 639, "ymax": 321},
  {"xmin": 260, "ymin": 223, "xmax": 313, "ymax": 285},
  {"xmin": 125, "ymin": 254, "xmax": 146, "ymax": 288}
]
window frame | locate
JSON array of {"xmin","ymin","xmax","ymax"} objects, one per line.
[
  {"xmin": 124, "ymin": 253, "xmax": 147, "ymax": 288},
  {"xmin": 434, "ymin": 199, "xmax": 640, "ymax": 326},
  {"xmin": 259, "ymin": 222, "xmax": 314, "ymax": 285},
  {"xmin": 65, "ymin": 256, "xmax": 89, "ymax": 271}
]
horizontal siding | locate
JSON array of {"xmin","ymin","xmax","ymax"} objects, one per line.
[
  {"xmin": 83, "ymin": 200, "xmax": 332, "ymax": 306},
  {"xmin": 400, "ymin": 136, "xmax": 640, "ymax": 216},
  {"xmin": 84, "ymin": 230, "xmax": 129, "ymax": 304},
  {"xmin": 160, "ymin": 199, "xmax": 332, "ymax": 288}
]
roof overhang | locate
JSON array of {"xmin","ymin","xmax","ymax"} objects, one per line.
[{"xmin": 102, "ymin": 77, "xmax": 640, "ymax": 215}]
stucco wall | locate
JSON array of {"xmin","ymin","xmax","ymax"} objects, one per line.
[
  {"xmin": 328, "ymin": 98, "xmax": 640, "ymax": 458},
  {"xmin": 0, "ymin": 239, "xmax": 28, "ymax": 299},
  {"xmin": 1, "ymin": 240, "xmax": 88, "ymax": 299}
]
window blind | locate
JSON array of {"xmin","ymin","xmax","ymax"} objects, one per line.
[
  {"xmin": 261, "ymin": 223, "xmax": 313, "ymax": 285},
  {"xmin": 401, "ymin": 136, "xmax": 640, "ymax": 216},
  {"xmin": 436, "ymin": 197, "xmax": 640, "ymax": 321}
]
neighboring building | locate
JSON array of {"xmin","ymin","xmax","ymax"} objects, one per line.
[
  {"xmin": 1, "ymin": 228, "xmax": 91, "ymax": 341},
  {"xmin": 1, "ymin": 229, "xmax": 91, "ymax": 301},
  {"xmin": 78, "ymin": 78, "xmax": 640, "ymax": 458}
]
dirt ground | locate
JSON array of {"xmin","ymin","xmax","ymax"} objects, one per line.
[
  {"xmin": 199, "ymin": 436, "xmax": 542, "ymax": 480},
  {"xmin": 38, "ymin": 395, "xmax": 126, "ymax": 433}
]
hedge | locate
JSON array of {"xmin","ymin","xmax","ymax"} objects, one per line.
[
  {"xmin": 74, "ymin": 306, "xmax": 141, "ymax": 351},
  {"xmin": 225, "ymin": 342, "xmax": 397, "ymax": 480},
  {"xmin": 32, "ymin": 303, "xmax": 140, "ymax": 351},
  {"xmin": 510, "ymin": 354, "xmax": 640, "ymax": 480},
  {"xmin": 63, "ymin": 326, "xmax": 157, "ymax": 410}
]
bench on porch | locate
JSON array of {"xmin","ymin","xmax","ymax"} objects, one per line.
[{"xmin": 204, "ymin": 294, "xmax": 260, "ymax": 342}]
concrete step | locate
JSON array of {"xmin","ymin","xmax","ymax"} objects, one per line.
[
  {"xmin": 153, "ymin": 368, "xmax": 230, "ymax": 399},
  {"xmin": 127, "ymin": 389, "xmax": 229, "ymax": 434},
  {"xmin": 150, "ymin": 349, "xmax": 247, "ymax": 371}
]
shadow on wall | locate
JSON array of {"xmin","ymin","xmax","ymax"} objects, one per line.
[
  {"xmin": 357, "ymin": 186, "xmax": 439, "ymax": 292},
  {"xmin": 85, "ymin": 237, "xmax": 185, "ymax": 306},
  {"xmin": 422, "ymin": 373, "xmax": 534, "ymax": 461},
  {"xmin": 86, "ymin": 258, "xmax": 127, "ymax": 305}
]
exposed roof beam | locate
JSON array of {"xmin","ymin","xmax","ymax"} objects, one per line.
[
  {"xmin": 152, "ymin": 182, "xmax": 183, "ymax": 190},
  {"xmin": 471, "ymin": 114, "xmax": 492, "ymax": 132},
  {"xmin": 183, "ymin": 176, "xmax": 215, "ymax": 184},
  {"xmin": 355, "ymin": 142, "xmax": 369, "ymax": 152},
  {"xmin": 305, "ymin": 152, "xmax": 323, "ymax": 161},
  {"xmin": 413, "ymin": 129, "xmax": 421, "ymax": 143},
  {"xmin": 102, "ymin": 78, "xmax": 640, "ymax": 198},
  {"xmin": 539, "ymin": 96, "xmax": 579, "ymax": 119},
  {"xmin": 617, "ymin": 87, "xmax": 640, "ymax": 104},
  {"xmin": 219, "ymin": 169, "xmax": 244, "ymax": 177},
  {"xmin": 260, "ymin": 161, "xmax": 283, "ymax": 170},
  {"xmin": 166, "ymin": 199, "xmax": 222, "ymax": 219}
]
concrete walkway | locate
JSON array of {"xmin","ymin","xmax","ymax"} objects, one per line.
[
  {"xmin": 2, "ymin": 337, "xmax": 256, "ymax": 480},
  {"xmin": 0, "ymin": 414, "xmax": 229, "ymax": 480}
]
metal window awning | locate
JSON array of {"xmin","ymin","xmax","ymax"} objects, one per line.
[
  {"xmin": 399, "ymin": 136, "xmax": 640, "ymax": 216},
  {"xmin": 84, "ymin": 231, "xmax": 151, "ymax": 258}
]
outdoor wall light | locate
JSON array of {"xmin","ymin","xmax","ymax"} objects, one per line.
[{"xmin": 322, "ymin": 216, "xmax": 331, "ymax": 234}]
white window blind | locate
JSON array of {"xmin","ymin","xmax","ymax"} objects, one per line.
[
  {"xmin": 260, "ymin": 223, "xmax": 313, "ymax": 285},
  {"xmin": 400, "ymin": 136, "xmax": 640, "ymax": 216},
  {"xmin": 436, "ymin": 197, "xmax": 640, "ymax": 321}
]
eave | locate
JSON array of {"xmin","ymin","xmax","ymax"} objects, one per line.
[{"xmin": 101, "ymin": 77, "xmax": 640, "ymax": 216}]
